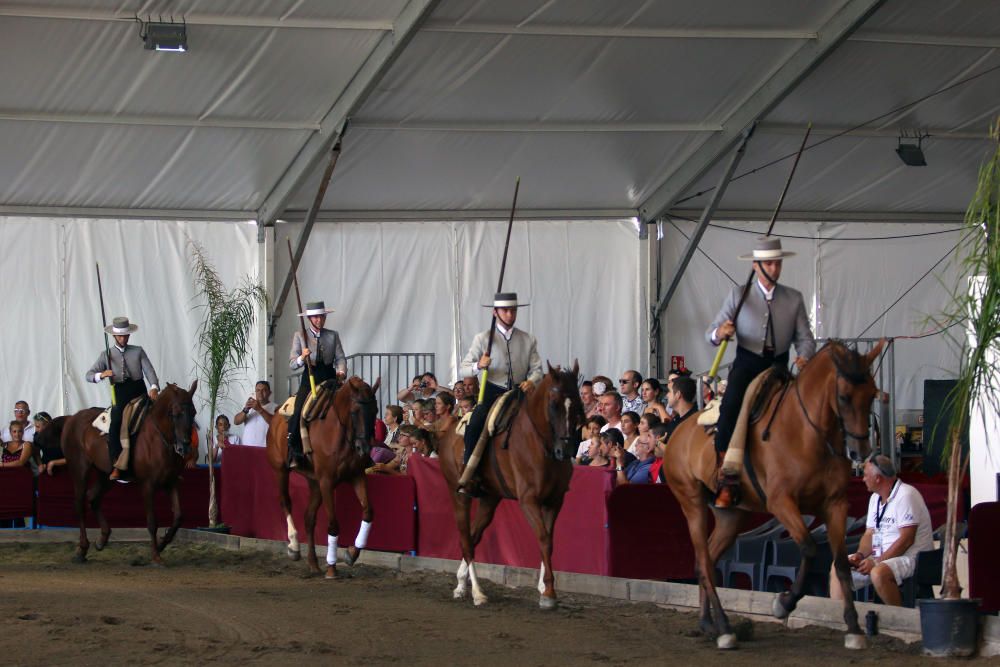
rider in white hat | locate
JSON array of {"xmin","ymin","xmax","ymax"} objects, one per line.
[
  {"xmin": 457, "ymin": 292, "xmax": 542, "ymax": 492},
  {"xmin": 288, "ymin": 300, "xmax": 346, "ymax": 467},
  {"xmin": 706, "ymin": 237, "xmax": 815, "ymax": 507},
  {"xmin": 85, "ymin": 316, "xmax": 160, "ymax": 481}
]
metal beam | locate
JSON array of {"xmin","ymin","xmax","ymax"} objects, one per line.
[
  {"xmin": 256, "ymin": 0, "xmax": 442, "ymax": 226},
  {"xmin": 0, "ymin": 204, "xmax": 253, "ymax": 220},
  {"xmin": 850, "ymin": 30, "xmax": 1000, "ymax": 49},
  {"xmin": 350, "ymin": 119, "xmax": 719, "ymax": 133},
  {"xmin": 668, "ymin": 208, "xmax": 966, "ymax": 223},
  {"xmin": 0, "ymin": 110, "xmax": 318, "ymax": 131},
  {"xmin": 0, "ymin": 6, "xmax": 391, "ymax": 30},
  {"xmin": 421, "ymin": 21, "xmax": 815, "ymax": 40},
  {"xmin": 757, "ymin": 121, "xmax": 992, "ymax": 141},
  {"xmin": 654, "ymin": 125, "xmax": 755, "ymax": 318},
  {"xmin": 638, "ymin": 0, "xmax": 888, "ymax": 223},
  {"xmin": 267, "ymin": 144, "xmax": 342, "ymax": 344},
  {"xmin": 277, "ymin": 208, "xmax": 637, "ymax": 222}
]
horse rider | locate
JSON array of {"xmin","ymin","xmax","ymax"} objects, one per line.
[
  {"xmin": 707, "ymin": 237, "xmax": 815, "ymax": 508},
  {"xmin": 86, "ymin": 316, "xmax": 160, "ymax": 482},
  {"xmin": 457, "ymin": 292, "xmax": 542, "ymax": 494},
  {"xmin": 288, "ymin": 300, "xmax": 346, "ymax": 467}
]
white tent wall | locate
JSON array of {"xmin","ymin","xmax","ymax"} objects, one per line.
[
  {"xmin": 0, "ymin": 216, "xmax": 260, "ymax": 462},
  {"xmin": 657, "ymin": 220, "xmax": 964, "ymax": 410},
  {"xmin": 273, "ymin": 218, "xmax": 642, "ymax": 403}
]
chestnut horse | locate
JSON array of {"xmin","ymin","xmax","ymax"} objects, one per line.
[
  {"xmin": 266, "ymin": 376, "xmax": 379, "ymax": 578},
  {"xmin": 437, "ymin": 362, "xmax": 585, "ymax": 609},
  {"xmin": 61, "ymin": 381, "xmax": 198, "ymax": 565},
  {"xmin": 665, "ymin": 340, "xmax": 883, "ymax": 650}
]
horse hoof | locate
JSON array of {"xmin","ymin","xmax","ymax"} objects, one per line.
[
  {"xmin": 325, "ymin": 566, "xmax": 338, "ymax": 579},
  {"xmin": 287, "ymin": 548, "xmax": 301, "ymax": 561},
  {"xmin": 344, "ymin": 546, "xmax": 360, "ymax": 566},
  {"xmin": 772, "ymin": 595, "xmax": 790, "ymax": 620},
  {"xmin": 72, "ymin": 554, "xmax": 87, "ymax": 564},
  {"xmin": 539, "ymin": 595, "xmax": 558, "ymax": 611},
  {"xmin": 844, "ymin": 633, "xmax": 868, "ymax": 650},
  {"xmin": 717, "ymin": 634, "xmax": 738, "ymax": 650},
  {"xmin": 453, "ymin": 585, "xmax": 467, "ymax": 600},
  {"xmin": 472, "ymin": 593, "xmax": 488, "ymax": 607}
]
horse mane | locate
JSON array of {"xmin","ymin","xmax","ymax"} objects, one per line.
[{"xmin": 822, "ymin": 340, "xmax": 871, "ymax": 385}]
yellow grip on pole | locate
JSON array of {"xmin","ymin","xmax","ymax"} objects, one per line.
[
  {"xmin": 708, "ymin": 339, "xmax": 729, "ymax": 379},
  {"xmin": 110, "ymin": 384, "xmax": 117, "ymax": 407},
  {"xmin": 309, "ymin": 372, "xmax": 317, "ymax": 398},
  {"xmin": 478, "ymin": 369, "xmax": 489, "ymax": 403}
]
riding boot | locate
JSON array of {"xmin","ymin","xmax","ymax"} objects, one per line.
[
  {"xmin": 287, "ymin": 428, "xmax": 306, "ymax": 469},
  {"xmin": 713, "ymin": 451, "xmax": 741, "ymax": 509}
]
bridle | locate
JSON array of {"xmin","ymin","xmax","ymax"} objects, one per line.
[
  {"xmin": 526, "ymin": 375, "xmax": 580, "ymax": 462},
  {"xmin": 794, "ymin": 346, "xmax": 872, "ymax": 460}
]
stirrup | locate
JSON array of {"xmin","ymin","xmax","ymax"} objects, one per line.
[{"xmin": 713, "ymin": 475, "xmax": 741, "ymax": 509}]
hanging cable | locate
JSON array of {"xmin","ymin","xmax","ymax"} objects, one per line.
[{"xmin": 666, "ymin": 219, "xmax": 739, "ymax": 286}]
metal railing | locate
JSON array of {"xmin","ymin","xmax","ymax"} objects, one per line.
[{"xmin": 287, "ymin": 352, "xmax": 435, "ymax": 411}]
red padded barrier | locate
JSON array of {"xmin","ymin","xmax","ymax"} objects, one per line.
[{"xmin": 0, "ymin": 467, "xmax": 34, "ymax": 519}]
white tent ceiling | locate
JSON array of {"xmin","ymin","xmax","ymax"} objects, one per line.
[{"xmin": 1, "ymin": 0, "xmax": 998, "ymax": 220}]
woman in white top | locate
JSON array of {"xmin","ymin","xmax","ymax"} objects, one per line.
[{"xmin": 621, "ymin": 411, "xmax": 640, "ymax": 454}]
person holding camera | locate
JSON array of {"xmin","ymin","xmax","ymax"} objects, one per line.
[
  {"xmin": 396, "ymin": 372, "xmax": 441, "ymax": 403},
  {"xmin": 234, "ymin": 380, "xmax": 276, "ymax": 447}
]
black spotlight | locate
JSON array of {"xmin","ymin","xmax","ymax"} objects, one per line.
[
  {"xmin": 138, "ymin": 16, "xmax": 188, "ymax": 52},
  {"xmin": 896, "ymin": 132, "xmax": 928, "ymax": 167}
]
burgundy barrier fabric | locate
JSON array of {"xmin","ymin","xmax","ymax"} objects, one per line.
[
  {"xmin": 968, "ymin": 502, "xmax": 1000, "ymax": 613},
  {"xmin": 608, "ymin": 484, "xmax": 695, "ymax": 580},
  {"xmin": 408, "ymin": 456, "xmax": 614, "ymax": 575},
  {"xmin": 219, "ymin": 445, "xmax": 416, "ymax": 553},
  {"xmin": 0, "ymin": 467, "xmax": 34, "ymax": 519},
  {"xmin": 36, "ymin": 466, "xmax": 221, "ymax": 528},
  {"xmin": 846, "ymin": 478, "xmax": 953, "ymax": 527}
]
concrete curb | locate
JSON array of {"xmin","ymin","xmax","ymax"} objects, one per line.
[{"xmin": 146, "ymin": 530, "xmax": 1000, "ymax": 656}]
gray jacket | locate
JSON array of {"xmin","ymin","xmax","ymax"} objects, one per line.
[
  {"xmin": 290, "ymin": 328, "xmax": 347, "ymax": 374},
  {"xmin": 707, "ymin": 282, "xmax": 816, "ymax": 359},
  {"xmin": 86, "ymin": 345, "xmax": 160, "ymax": 388},
  {"xmin": 460, "ymin": 327, "xmax": 543, "ymax": 388}
]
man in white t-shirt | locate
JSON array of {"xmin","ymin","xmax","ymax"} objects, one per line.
[
  {"xmin": 830, "ymin": 454, "xmax": 934, "ymax": 606},
  {"xmin": 234, "ymin": 380, "xmax": 277, "ymax": 447},
  {"xmin": 598, "ymin": 392, "xmax": 623, "ymax": 434},
  {"xmin": 1, "ymin": 401, "xmax": 35, "ymax": 443}
]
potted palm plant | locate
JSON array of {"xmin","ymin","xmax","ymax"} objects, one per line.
[
  {"xmin": 921, "ymin": 118, "xmax": 1000, "ymax": 657},
  {"xmin": 189, "ymin": 239, "xmax": 269, "ymax": 530}
]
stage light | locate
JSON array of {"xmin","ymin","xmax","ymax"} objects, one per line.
[
  {"xmin": 896, "ymin": 131, "xmax": 928, "ymax": 167},
  {"xmin": 138, "ymin": 16, "xmax": 188, "ymax": 52}
]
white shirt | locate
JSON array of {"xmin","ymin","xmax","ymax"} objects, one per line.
[
  {"xmin": 865, "ymin": 480, "xmax": 934, "ymax": 560},
  {"xmin": 240, "ymin": 401, "xmax": 277, "ymax": 447},
  {"xmin": 2, "ymin": 421, "xmax": 35, "ymax": 443},
  {"xmin": 600, "ymin": 423, "xmax": 623, "ymax": 435}
]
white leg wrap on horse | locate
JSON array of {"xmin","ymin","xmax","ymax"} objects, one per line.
[
  {"xmin": 469, "ymin": 562, "xmax": 487, "ymax": 606},
  {"xmin": 326, "ymin": 534, "xmax": 339, "ymax": 566},
  {"xmin": 354, "ymin": 520, "xmax": 372, "ymax": 550},
  {"xmin": 538, "ymin": 563, "xmax": 547, "ymax": 595},
  {"xmin": 286, "ymin": 515, "xmax": 299, "ymax": 548}
]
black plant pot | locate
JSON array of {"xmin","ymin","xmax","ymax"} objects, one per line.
[{"xmin": 919, "ymin": 598, "xmax": 981, "ymax": 657}]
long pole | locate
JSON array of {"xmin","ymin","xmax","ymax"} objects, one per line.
[
  {"xmin": 478, "ymin": 178, "xmax": 520, "ymax": 402},
  {"xmin": 287, "ymin": 239, "xmax": 317, "ymax": 398},
  {"xmin": 95, "ymin": 263, "xmax": 116, "ymax": 406},
  {"xmin": 708, "ymin": 123, "xmax": 813, "ymax": 379}
]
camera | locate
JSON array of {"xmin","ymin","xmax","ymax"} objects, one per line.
[{"xmin": 419, "ymin": 381, "xmax": 428, "ymax": 388}]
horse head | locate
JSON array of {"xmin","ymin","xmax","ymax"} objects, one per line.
[
  {"xmin": 152, "ymin": 380, "xmax": 198, "ymax": 456},
  {"xmin": 824, "ymin": 340, "xmax": 884, "ymax": 463},
  {"xmin": 541, "ymin": 360, "xmax": 586, "ymax": 459},
  {"xmin": 344, "ymin": 376, "xmax": 378, "ymax": 455}
]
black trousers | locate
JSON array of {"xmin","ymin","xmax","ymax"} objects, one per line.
[
  {"xmin": 288, "ymin": 364, "xmax": 336, "ymax": 453},
  {"xmin": 463, "ymin": 381, "xmax": 508, "ymax": 462},
  {"xmin": 714, "ymin": 346, "xmax": 789, "ymax": 455},
  {"xmin": 109, "ymin": 379, "xmax": 147, "ymax": 464}
]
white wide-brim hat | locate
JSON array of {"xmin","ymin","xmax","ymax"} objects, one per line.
[
  {"xmin": 482, "ymin": 291, "xmax": 530, "ymax": 308},
  {"xmin": 738, "ymin": 236, "xmax": 796, "ymax": 261},
  {"xmin": 298, "ymin": 300, "xmax": 335, "ymax": 317},
  {"xmin": 104, "ymin": 316, "xmax": 138, "ymax": 335}
]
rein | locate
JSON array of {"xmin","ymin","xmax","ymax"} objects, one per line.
[{"xmin": 793, "ymin": 347, "xmax": 871, "ymax": 460}]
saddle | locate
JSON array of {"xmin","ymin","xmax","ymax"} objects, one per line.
[
  {"xmin": 485, "ymin": 388, "xmax": 524, "ymax": 441},
  {"xmin": 91, "ymin": 397, "xmax": 150, "ymax": 445},
  {"xmin": 278, "ymin": 379, "xmax": 341, "ymax": 455}
]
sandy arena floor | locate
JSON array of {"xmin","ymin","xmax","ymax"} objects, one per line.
[{"xmin": 0, "ymin": 536, "xmax": 989, "ymax": 666}]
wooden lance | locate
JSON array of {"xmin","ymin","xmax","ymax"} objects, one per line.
[
  {"xmin": 95, "ymin": 263, "xmax": 116, "ymax": 406},
  {"xmin": 287, "ymin": 239, "xmax": 317, "ymax": 398}
]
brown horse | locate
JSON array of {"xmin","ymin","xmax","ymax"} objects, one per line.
[
  {"xmin": 438, "ymin": 362, "xmax": 585, "ymax": 609},
  {"xmin": 266, "ymin": 376, "xmax": 379, "ymax": 578},
  {"xmin": 61, "ymin": 381, "xmax": 198, "ymax": 565},
  {"xmin": 665, "ymin": 340, "xmax": 884, "ymax": 650}
]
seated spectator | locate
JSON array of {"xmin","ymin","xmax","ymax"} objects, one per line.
[
  {"xmin": 829, "ymin": 454, "xmax": 933, "ymax": 606},
  {"xmin": 1, "ymin": 421, "xmax": 33, "ymax": 468},
  {"xmin": 579, "ymin": 380, "xmax": 600, "ymax": 418},
  {"xmin": 383, "ymin": 405, "xmax": 403, "ymax": 447},
  {"xmin": 648, "ymin": 423, "xmax": 671, "ymax": 484},
  {"xmin": 575, "ymin": 415, "xmax": 607, "ymax": 464},
  {"xmin": 621, "ymin": 411, "xmax": 640, "ymax": 454},
  {"xmin": 33, "ymin": 413, "xmax": 67, "ymax": 475},
  {"xmin": 665, "ymin": 376, "xmax": 698, "ymax": 441},
  {"xmin": 234, "ymin": 380, "xmax": 276, "ymax": 447},
  {"xmin": 591, "ymin": 375, "xmax": 613, "ymax": 398},
  {"xmin": 412, "ymin": 428, "xmax": 438, "ymax": 459},
  {"xmin": 634, "ymin": 412, "xmax": 662, "ymax": 457},
  {"xmin": 2, "ymin": 400, "xmax": 35, "ymax": 443},
  {"xmin": 618, "ymin": 370, "xmax": 645, "ymax": 415},
  {"xmin": 452, "ymin": 381, "xmax": 466, "ymax": 401},
  {"xmin": 598, "ymin": 391, "xmax": 623, "ymax": 433},
  {"xmin": 458, "ymin": 396, "xmax": 476, "ymax": 417},
  {"xmin": 462, "ymin": 376, "xmax": 479, "ymax": 400},
  {"xmin": 641, "ymin": 378, "xmax": 670, "ymax": 422},
  {"xmin": 588, "ymin": 428, "xmax": 618, "ymax": 468},
  {"xmin": 415, "ymin": 398, "xmax": 436, "ymax": 428},
  {"xmin": 434, "ymin": 393, "xmax": 456, "ymax": 422},
  {"xmin": 367, "ymin": 441, "xmax": 398, "ymax": 473},
  {"xmin": 609, "ymin": 429, "xmax": 651, "ymax": 484},
  {"xmin": 375, "ymin": 424, "xmax": 416, "ymax": 475},
  {"xmin": 210, "ymin": 414, "xmax": 239, "ymax": 463},
  {"xmin": 700, "ymin": 375, "xmax": 715, "ymax": 404}
]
